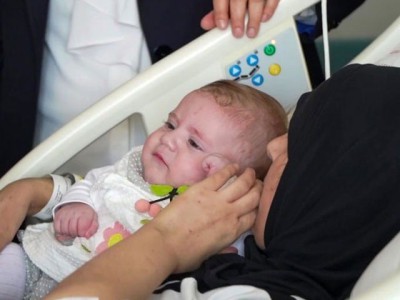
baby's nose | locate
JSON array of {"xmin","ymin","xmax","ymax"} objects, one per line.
[{"xmin": 160, "ymin": 131, "xmax": 177, "ymax": 151}]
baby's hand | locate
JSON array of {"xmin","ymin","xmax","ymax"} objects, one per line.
[{"xmin": 54, "ymin": 203, "xmax": 99, "ymax": 243}]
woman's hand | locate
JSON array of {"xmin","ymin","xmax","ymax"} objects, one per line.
[
  {"xmin": 152, "ymin": 164, "xmax": 262, "ymax": 273},
  {"xmin": 201, "ymin": 0, "xmax": 280, "ymax": 38},
  {"xmin": 0, "ymin": 177, "xmax": 53, "ymax": 250}
]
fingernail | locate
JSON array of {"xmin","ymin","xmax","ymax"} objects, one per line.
[
  {"xmin": 217, "ymin": 19, "xmax": 228, "ymax": 29},
  {"xmin": 262, "ymin": 13, "xmax": 271, "ymax": 22},
  {"xmin": 247, "ymin": 27, "xmax": 256, "ymax": 38},
  {"xmin": 233, "ymin": 27, "xmax": 244, "ymax": 38}
]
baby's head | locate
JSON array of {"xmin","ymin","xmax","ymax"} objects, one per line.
[
  {"xmin": 199, "ymin": 80, "xmax": 288, "ymax": 178},
  {"xmin": 142, "ymin": 80, "xmax": 287, "ymax": 187}
]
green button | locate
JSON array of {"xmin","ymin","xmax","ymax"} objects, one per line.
[{"xmin": 264, "ymin": 44, "xmax": 276, "ymax": 56}]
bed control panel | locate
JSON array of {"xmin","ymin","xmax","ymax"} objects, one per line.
[{"xmin": 225, "ymin": 23, "xmax": 310, "ymax": 111}]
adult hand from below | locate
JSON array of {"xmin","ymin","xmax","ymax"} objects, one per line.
[
  {"xmin": 0, "ymin": 177, "xmax": 53, "ymax": 251},
  {"xmin": 201, "ymin": 0, "xmax": 280, "ymax": 38},
  {"xmin": 45, "ymin": 164, "xmax": 261, "ymax": 300}
]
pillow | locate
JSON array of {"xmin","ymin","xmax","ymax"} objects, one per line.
[{"xmin": 350, "ymin": 232, "xmax": 400, "ymax": 298}]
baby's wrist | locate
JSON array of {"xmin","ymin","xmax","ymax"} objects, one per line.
[{"xmin": 33, "ymin": 173, "xmax": 79, "ymax": 220}]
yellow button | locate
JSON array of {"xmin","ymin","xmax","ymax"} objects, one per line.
[{"xmin": 269, "ymin": 63, "xmax": 281, "ymax": 76}]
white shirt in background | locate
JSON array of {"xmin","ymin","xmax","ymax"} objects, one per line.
[{"xmin": 35, "ymin": 0, "xmax": 151, "ymax": 175}]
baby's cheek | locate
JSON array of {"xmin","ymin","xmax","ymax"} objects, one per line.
[
  {"xmin": 172, "ymin": 163, "xmax": 207, "ymax": 186},
  {"xmin": 178, "ymin": 172, "xmax": 206, "ymax": 186}
]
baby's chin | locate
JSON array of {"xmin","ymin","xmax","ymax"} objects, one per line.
[
  {"xmin": 143, "ymin": 173, "xmax": 182, "ymax": 187},
  {"xmin": 147, "ymin": 178, "xmax": 196, "ymax": 189},
  {"xmin": 143, "ymin": 169, "xmax": 203, "ymax": 187}
]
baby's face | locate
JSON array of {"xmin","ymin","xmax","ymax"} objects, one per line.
[{"xmin": 141, "ymin": 91, "xmax": 243, "ymax": 187}]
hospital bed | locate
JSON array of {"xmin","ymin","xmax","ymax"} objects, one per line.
[{"xmin": 1, "ymin": 0, "xmax": 400, "ymax": 298}]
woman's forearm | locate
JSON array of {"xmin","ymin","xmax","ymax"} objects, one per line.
[
  {"xmin": 26, "ymin": 177, "xmax": 54, "ymax": 216},
  {"xmin": 46, "ymin": 224, "xmax": 177, "ymax": 300},
  {"xmin": 0, "ymin": 177, "xmax": 53, "ymax": 250}
]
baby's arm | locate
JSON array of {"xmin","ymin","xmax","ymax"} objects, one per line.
[
  {"xmin": 54, "ymin": 202, "xmax": 98, "ymax": 242},
  {"xmin": 53, "ymin": 165, "xmax": 114, "ymax": 242}
]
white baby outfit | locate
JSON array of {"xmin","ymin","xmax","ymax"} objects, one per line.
[{"xmin": 22, "ymin": 146, "xmax": 168, "ymax": 282}]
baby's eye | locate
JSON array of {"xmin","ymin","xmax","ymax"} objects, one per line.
[
  {"xmin": 188, "ymin": 139, "xmax": 202, "ymax": 151},
  {"xmin": 164, "ymin": 121, "xmax": 175, "ymax": 130}
]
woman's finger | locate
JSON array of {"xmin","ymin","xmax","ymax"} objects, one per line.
[
  {"xmin": 228, "ymin": 0, "xmax": 248, "ymax": 37},
  {"xmin": 262, "ymin": 0, "xmax": 280, "ymax": 22},
  {"xmin": 246, "ymin": 0, "xmax": 266, "ymax": 37},
  {"xmin": 219, "ymin": 168, "xmax": 257, "ymax": 203},
  {"xmin": 232, "ymin": 178, "xmax": 262, "ymax": 213},
  {"xmin": 237, "ymin": 210, "xmax": 258, "ymax": 235},
  {"xmin": 195, "ymin": 163, "xmax": 240, "ymax": 191},
  {"xmin": 212, "ymin": 0, "xmax": 230, "ymax": 29}
]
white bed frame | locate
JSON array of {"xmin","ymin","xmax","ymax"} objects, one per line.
[
  {"xmin": 351, "ymin": 15, "xmax": 400, "ymax": 65},
  {"xmin": 1, "ymin": 1, "xmax": 400, "ymax": 298}
]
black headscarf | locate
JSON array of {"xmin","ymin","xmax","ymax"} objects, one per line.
[{"xmin": 159, "ymin": 64, "xmax": 400, "ymax": 300}]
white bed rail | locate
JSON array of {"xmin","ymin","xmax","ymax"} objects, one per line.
[
  {"xmin": 351, "ymin": 271, "xmax": 400, "ymax": 300},
  {"xmin": 351, "ymin": 15, "xmax": 400, "ymax": 64}
]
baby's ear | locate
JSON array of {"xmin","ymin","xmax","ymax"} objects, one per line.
[{"xmin": 202, "ymin": 154, "xmax": 231, "ymax": 176}]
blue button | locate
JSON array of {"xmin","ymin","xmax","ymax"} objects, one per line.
[
  {"xmin": 252, "ymin": 74, "xmax": 264, "ymax": 86},
  {"xmin": 246, "ymin": 54, "xmax": 259, "ymax": 67},
  {"xmin": 229, "ymin": 65, "xmax": 242, "ymax": 77}
]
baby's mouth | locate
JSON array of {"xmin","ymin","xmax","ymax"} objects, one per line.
[{"xmin": 153, "ymin": 152, "xmax": 167, "ymax": 166}]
